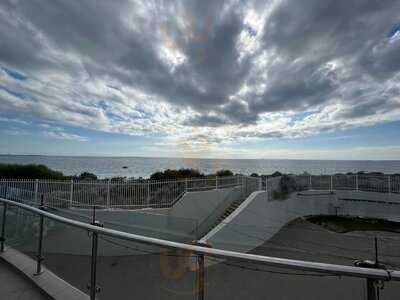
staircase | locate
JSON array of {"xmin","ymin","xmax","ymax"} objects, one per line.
[{"xmin": 200, "ymin": 200, "xmax": 242, "ymax": 238}]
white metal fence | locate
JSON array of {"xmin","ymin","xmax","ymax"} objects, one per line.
[
  {"xmin": 0, "ymin": 176, "xmax": 246, "ymax": 209},
  {"xmin": 263, "ymin": 174, "xmax": 400, "ymax": 201},
  {"xmin": 291, "ymin": 174, "xmax": 400, "ymax": 194},
  {"xmin": 0, "ymin": 174, "xmax": 398, "ymax": 209}
]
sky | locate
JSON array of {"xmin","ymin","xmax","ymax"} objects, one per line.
[{"xmin": 0, "ymin": 0, "xmax": 400, "ymax": 160}]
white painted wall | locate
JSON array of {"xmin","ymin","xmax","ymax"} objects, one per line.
[{"xmin": 203, "ymin": 190, "xmax": 400, "ymax": 254}]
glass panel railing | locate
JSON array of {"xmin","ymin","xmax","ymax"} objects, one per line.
[
  {"xmin": 205, "ymin": 255, "xmax": 366, "ymax": 300},
  {"xmin": 380, "ymin": 281, "xmax": 400, "ymax": 299},
  {"xmin": 2, "ymin": 196, "xmax": 400, "ymax": 300},
  {"xmin": 96, "ymin": 239, "xmax": 197, "ymax": 299},
  {"xmin": 2, "ymin": 205, "xmax": 38, "ymax": 259},
  {"xmin": 47, "ymin": 207, "xmax": 198, "ymax": 243},
  {"xmin": 41, "ymin": 221, "xmax": 92, "ymax": 295}
]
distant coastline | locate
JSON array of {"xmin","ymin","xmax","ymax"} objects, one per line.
[
  {"xmin": 0, "ymin": 155, "xmax": 400, "ymax": 179},
  {"xmin": 0, "ymin": 154, "xmax": 399, "ymax": 162}
]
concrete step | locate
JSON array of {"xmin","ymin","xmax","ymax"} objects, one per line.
[{"xmin": 201, "ymin": 200, "xmax": 244, "ymax": 238}]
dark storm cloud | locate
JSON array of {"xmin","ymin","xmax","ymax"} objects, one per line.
[
  {"xmin": 0, "ymin": 0, "xmax": 400, "ymax": 135},
  {"xmin": 252, "ymin": 0, "xmax": 400, "ymax": 116},
  {"xmin": 183, "ymin": 114, "xmax": 231, "ymax": 127},
  {"xmin": 0, "ymin": 0, "xmax": 249, "ymax": 111},
  {"xmin": 248, "ymin": 60, "xmax": 338, "ymax": 114}
]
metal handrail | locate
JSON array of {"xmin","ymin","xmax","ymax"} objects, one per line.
[
  {"xmin": 1, "ymin": 197, "xmax": 399, "ymax": 282},
  {"xmin": 193, "ymin": 187, "xmax": 241, "ymax": 239}
]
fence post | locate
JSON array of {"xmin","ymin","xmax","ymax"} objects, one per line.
[
  {"xmin": 309, "ymin": 175, "xmax": 312, "ymax": 190},
  {"xmin": 69, "ymin": 180, "xmax": 74, "ymax": 208},
  {"xmin": 356, "ymin": 174, "xmax": 359, "ymax": 191},
  {"xmin": 241, "ymin": 176, "xmax": 245, "ymax": 199},
  {"xmin": 388, "ymin": 175, "xmax": 391, "ymax": 194},
  {"xmin": 265, "ymin": 177, "xmax": 268, "ymax": 201},
  {"xmin": 34, "ymin": 179, "xmax": 39, "ymax": 204},
  {"xmin": 0, "ymin": 203, "xmax": 7, "ymax": 252},
  {"xmin": 106, "ymin": 179, "xmax": 111, "ymax": 208},
  {"xmin": 147, "ymin": 181, "xmax": 150, "ymax": 207},
  {"xmin": 34, "ymin": 195, "xmax": 45, "ymax": 275},
  {"xmin": 215, "ymin": 176, "xmax": 218, "ymax": 189},
  {"xmin": 258, "ymin": 177, "xmax": 262, "ymax": 191},
  {"xmin": 185, "ymin": 178, "xmax": 188, "ymax": 192},
  {"xmin": 330, "ymin": 175, "xmax": 333, "ymax": 191}
]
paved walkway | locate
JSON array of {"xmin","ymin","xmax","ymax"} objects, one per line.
[{"xmin": 0, "ymin": 260, "xmax": 49, "ymax": 300}]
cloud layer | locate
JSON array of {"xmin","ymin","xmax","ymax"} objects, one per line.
[{"xmin": 1, "ymin": 0, "xmax": 400, "ymax": 150}]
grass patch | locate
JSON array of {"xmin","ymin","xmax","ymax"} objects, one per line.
[{"xmin": 307, "ymin": 215, "xmax": 400, "ymax": 233}]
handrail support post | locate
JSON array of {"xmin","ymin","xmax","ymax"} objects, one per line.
[
  {"xmin": 198, "ymin": 253, "xmax": 205, "ymax": 300},
  {"xmin": 34, "ymin": 194, "xmax": 45, "ymax": 275},
  {"xmin": 89, "ymin": 230, "xmax": 99, "ymax": 300},
  {"xmin": 88, "ymin": 209, "xmax": 103, "ymax": 300},
  {"xmin": 366, "ymin": 278, "xmax": 377, "ymax": 300}
]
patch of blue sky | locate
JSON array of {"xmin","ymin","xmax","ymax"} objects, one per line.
[
  {"xmin": 105, "ymin": 111, "xmax": 125, "ymax": 122},
  {"xmin": 244, "ymin": 25, "xmax": 257, "ymax": 37},
  {"xmin": 311, "ymin": 122, "xmax": 400, "ymax": 148},
  {"xmin": 0, "ymin": 130, "xmax": 156, "ymax": 156},
  {"xmin": 95, "ymin": 99, "xmax": 108, "ymax": 110},
  {"xmin": 255, "ymin": 120, "xmax": 400, "ymax": 152},
  {"xmin": 1, "ymin": 66, "xmax": 28, "ymax": 81},
  {"xmin": 389, "ymin": 23, "xmax": 400, "ymax": 38},
  {"xmin": 45, "ymin": 122, "xmax": 157, "ymax": 143},
  {"xmin": 0, "ymin": 85, "xmax": 27, "ymax": 100},
  {"xmin": 288, "ymin": 111, "xmax": 315, "ymax": 125},
  {"xmin": 134, "ymin": 108, "xmax": 153, "ymax": 119},
  {"xmin": 0, "ymin": 112, "xmax": 50, "ymax": 127}
]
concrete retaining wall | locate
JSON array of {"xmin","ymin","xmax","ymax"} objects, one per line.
[{"xmin": 203, "ymin": 190, "xmax": 400, "ymax": 253}]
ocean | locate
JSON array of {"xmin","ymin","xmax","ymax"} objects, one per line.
[{"xmin": 1, "ymin": 155, "xmax": 400, "ymax": 179}]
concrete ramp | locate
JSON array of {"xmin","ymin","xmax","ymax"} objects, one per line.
[{"xmin": 202, "ymin": 190, "xmax": 400, "ymax": 254}]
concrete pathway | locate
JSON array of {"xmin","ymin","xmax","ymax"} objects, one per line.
[{"xmin": 0, "ymin": 260, "xmax": 49, "ymax": 300}]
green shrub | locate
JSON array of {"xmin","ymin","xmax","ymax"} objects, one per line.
[
  {"xmin": 215, "ymin": 169, "xmax": 234, "ymax": 177},
  {"xmin": 0, "ymin": 163, "xmax": 65, "ymax": 180},
  {"xmin": 77, "ymin": 172, "xmax": 98, "ymax": 180},
  {"xmin": 271, "ymin": 171, "xmax": 282, "ymax": 177},
  {"xmin": 149, "ymin": 171, "xmax": 170, "ymax": 181},
  {"xmin": 150, "ymin": 168, "xmax": 204, "ymax": 180}
]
